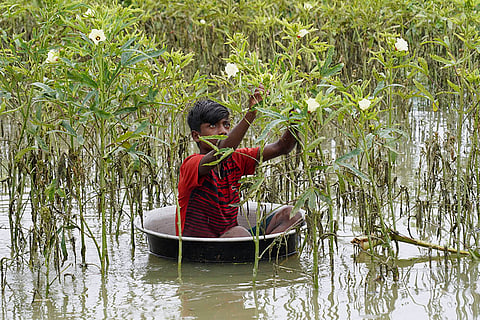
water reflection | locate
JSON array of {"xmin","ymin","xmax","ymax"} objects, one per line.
[
  {"xmin": 0, "ymin": 225, "xmax": 479, "ymax": 319},
  {"xmin": 141, "ymin": 253, "xmax": 311, "ymax": 319}
]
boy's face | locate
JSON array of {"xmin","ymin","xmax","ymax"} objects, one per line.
[{"xmin": 192, "ymin": 117, "xmax": 231, "ymax": 154}]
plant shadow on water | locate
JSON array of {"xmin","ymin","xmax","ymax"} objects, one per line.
[{"xmin": 141, "ymin": 252, "xmax": 311, "ymax": 320}]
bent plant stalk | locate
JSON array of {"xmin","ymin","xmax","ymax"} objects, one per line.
[{"xmin": 352, "ymin": 230, "xmax": 470, "ymax": 256}]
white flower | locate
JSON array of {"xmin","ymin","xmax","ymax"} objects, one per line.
[
  {"xmin": 358, "ymin": 98, "xmax": 371, "ymax": 111},
  {"xmin": 304, "ymin": 3, "xmax": 313, "ymax": 10},
  {"xmin": 45, "ymin": 49, "xmax": 59, "ymax": 63},
  {"xmin": 306, "ymin": 98, "xmax": 320, "ymax": 112},
  {"xmin": 84, "ymin": 8, "xmax": 94, "ymax": 17},
  {"xmin": 225, "ymin": 63, "xmax": 239, "ymax": 78},
  {"xmin": 199, "ymin": 19, "xmax": 206, "ymax": 24},
  {"xmin": 88, "ymin": 29, "xmax": 106, "ymax": 45},
  {"xmin": 297, "ymin": 29, "xmax": 309, "ymax": 38},
  {"xmin": 394, "ymin": 37, "xmax": 408, "ymax": 52}
]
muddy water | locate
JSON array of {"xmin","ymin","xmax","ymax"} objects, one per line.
[
  {"xmin": 1, "ymin": 225, "xmax": 478, "ymax": 319},
  {"xmin": 1, "ymin": 105, "xmax": 480, "ymax": 319}
]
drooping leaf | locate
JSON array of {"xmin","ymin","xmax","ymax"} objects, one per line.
[
  {"xmin": 67, "ymin": 71, "xmax": 98, "ymax": 89},
  {"xmin": 90, "ymin": 105, "xmax": 112, "ymax": 119},
  {"xmin": 334, "ymin": 148, "xmax": 361, "ymax": 163},
  {"xmin": 15, "ymin": 146, "xmax": 37, "ymax": 162},
  {"xmin": 306, "ymin": 136, "xmax": 326, "ymax": 152},
  {"xmin": 35, "ymin": 136, "xmax": 49, "ymax": 152},
  {"xmin": 291, "ymin": 187, "xmax": 317, "ymax": 217},
  {"xmin": 60, "ymin": 120, "xmax": 77, "ymax": 137},
  {"xmin": 204, "ymin": 148, "xmax": 235, "ymax": 166},
  {"xmin": 122, "ymin": 48, "xmax": 166, "ymax": 67},
  {"xmin": 32, "ymin": 82, "xmax": 55, "ymax": 94},
  {"xmin": 255, "ymin": 118, "xmax": 285, "ymax": 143}
]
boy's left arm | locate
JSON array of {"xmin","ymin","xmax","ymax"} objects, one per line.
[{"xmin": 261, "ymin": 127, "xmax": 298, "ymax": 161}]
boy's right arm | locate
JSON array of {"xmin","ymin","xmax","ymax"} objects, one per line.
[{"xmin": 197, "ymin": 87, "xmax": 265, "ymax": 177}]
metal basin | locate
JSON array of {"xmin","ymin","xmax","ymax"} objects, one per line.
[{"xmin": 134, "ymin": 202, "xmax": 304, "ymax": 262}]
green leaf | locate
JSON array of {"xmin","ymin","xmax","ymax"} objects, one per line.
[
  {"xmin": 447, "ymin": 79, "xmax": 460, "ymax": 93},
  {"xmin": 114, "ymin": 106, "xmax": 138, "ymax": 115},
  {"xmin": 116, "ymin": 131, "xmax": 133, "ymax": 143},
  {"xmin": 60, "ymin": 229, "xmax": 68, "ymax": 259},
  {"xmin": 319, "ymin": 47, "xmax": 333, "ymax": 72},
  {"xmin": 198, "ymin": 135, "xmax": 228, "ymax": 153},
  {"xmin": 430, "ymin": 54, "xmax": 455, "ymax": 68},
  {"xmin": 291, "ymin": 187, "xmax": 316, "ymax": 217},
  {"xmin": 322, "ymin": 63, "xmax": 344, "ymax": 78},
  {"xmin": 60, "ymin": 120, "xmax": 77, "ymax": 137},
  {"xmin": 204, "ymin": 148, "xmax": 234, "ymax": 166},
  {"xmin": 335, "ymin": 148, "xmax": 361, "ymax": 163},
  {"xmin": 255, "ymin": 118, "xmax": 285, "ymax": 143},
  {"xmin": 82, "ymin": 90, "xmax": 97, "ymax": 105},
  {"xmin": 417, "ymin": 57, "xmax": 429, "ymax": 75},
  {"xmin": 324, "ymin": 105, "xmax": 349, "ymax": 127},
  {"xmin": 319, "ymin": 47, "xmax": 344, "ymax": 78},
  {"xmin": 413, "ymin": 79, "xmax": 434, "ymax": 101},
  {"xmin": 45, "ymin": 180, "xmax": 56, "ymax": 201},
  {"xmin": 91, "ymin": 105, "xmax": 112, "ymax": 119},
  {"xmin": 15, "ymin": 146, "xmax": 37, "ymax": 162},
  {"xmin": 122, "ymin": 48, "xmax": 166, "ymax": 67},
  {"xmin": 56, "ymin": 188, "xmax": 66, "ymax": 198},
  {"xmin": 35, "ymin": 136, "xmax": 49, "ymax": 152},
  {"xmin": 377, "ymin": 127, "xmax": 407, "ymax": 140},
  {"xmin": 32, "ymin": 82, "xmax": 55, "ymax": 93},
  {"xmin": 245, "ymin": 176, "xmax": 265, "ymax": 195},
  {"xmin": 127, "ymin": 151, "xmax": 141, "ymax": 171},
  {"xmin": 120, "ymin": 37, "xmax": 137, "ymax": 51},
  {"xmin": 306, "ymin": 136, "xmax": 326, "ymax": 151},
  {"xmin": 67, "ymin": 71, "xmax": 98, "ymax": 89},
  {"xmin": 133, "ymin": 121, "xmax": 149, "ymax": 134},
  {"xmin": 336, "ymin": 161, "xmax": 369, "ymax": 181},
  {"xmin": 372, "ymin": 81, "xmax": 385, "ymax": 97}
]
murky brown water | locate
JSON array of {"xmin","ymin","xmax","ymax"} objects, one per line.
[{"xmin": 1, "ymin": 104, "xmax": 479, "ymax": 319}]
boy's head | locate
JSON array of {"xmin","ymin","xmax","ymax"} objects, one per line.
[{"xmin": 187, "ymin": 99, "xmax": 230, "ymax": 132}]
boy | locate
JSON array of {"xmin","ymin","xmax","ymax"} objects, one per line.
[{"xmin": 177, "ymin": 87, "xmax": 301, "ymax": 237}]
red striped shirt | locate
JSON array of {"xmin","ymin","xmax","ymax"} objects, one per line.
[{"xmin": 177, "ymin": 147, "xmax": 259, "ymax": 237}]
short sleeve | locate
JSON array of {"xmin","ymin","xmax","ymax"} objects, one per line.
[
  {"xmin": 232, "ymin": 147, "xmax": 259, "ymax": 176},
  {"xmin": 178, "ymin": 154, "xmax": 204, "ymax": 196}
]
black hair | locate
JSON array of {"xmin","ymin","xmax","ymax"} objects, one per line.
[{"xmin": 187, "ymin": 99, "xmax": 230, "ymax": 132}]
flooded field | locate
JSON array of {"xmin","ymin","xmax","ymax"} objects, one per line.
[
  {"xmin": 1, "ymin": 104, "xmax": 479, "ymax": 320},
  {"xmin": 1, "ymin": 1, "xmax": 480, "ymax": 319}
]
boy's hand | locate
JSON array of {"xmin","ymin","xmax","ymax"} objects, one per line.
[{"xmin": 248, "ymin": 85, "xmax": 268, "ymax": 110}]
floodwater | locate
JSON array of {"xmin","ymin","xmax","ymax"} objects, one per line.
[{"xmin": 1, "ymin": 104, "xmax": 480, "ymax": 319}]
